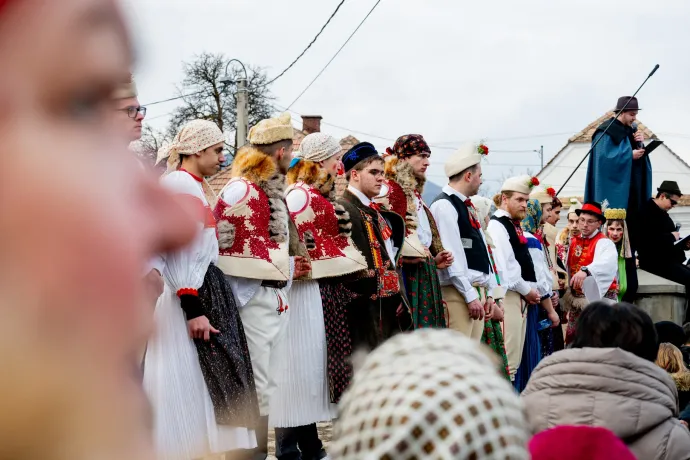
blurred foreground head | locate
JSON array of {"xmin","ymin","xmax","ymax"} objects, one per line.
[
  {"xmin": 331, "ymin": 329, "xmax": 529, "ymax": 459},
  {"xmin": 0, "ymin": 0, "xmax": 196, "ymax": 458}
]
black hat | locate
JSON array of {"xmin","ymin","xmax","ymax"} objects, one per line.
[
  {"xmin": 658, "ymin": 180, "xmax": 682, "ymax": 196},
  {"xmin": 575, "ymin": 201, "xmax": 606, "ymax": 223},
  {"xmin": 343, "ymin": 142, "xmax": 380, "ymax": 173},
  {"xmin": 614, "ymin": 96, "xmax": 641, "ymax": 113}
]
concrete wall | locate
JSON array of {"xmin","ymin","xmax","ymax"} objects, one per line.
[{"xmin": 634, "ymin": 270, "xmax": 686, "ymax": 325}]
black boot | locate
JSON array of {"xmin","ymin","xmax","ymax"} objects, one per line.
[
  {"xmin": 275, "ymin": 427, "xmax": 302, "ymax": 460},
  {"xmin": 297, "ymin": 424, "xmax": 327, "ymax": 460}
]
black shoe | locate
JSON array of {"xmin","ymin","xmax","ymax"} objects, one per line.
[
  {"xmin": 296, "ymin": 424, "xmax": 327, "ymax": 460},
  {"xmin": 275, "ymin": 427, "xmax": 301, "ymax": 460}
]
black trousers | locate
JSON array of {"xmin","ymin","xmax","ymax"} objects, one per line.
[
  {"xmin": 622, "ymin": 258, "xmax": 639, "ymax": 303},
  {"xmin": 275, "ymin": 424, "xmax": 326, "ymax": 460},
  {"xmin": 643, "ymin": 262, "xmax": 690, "ymax": 322}
]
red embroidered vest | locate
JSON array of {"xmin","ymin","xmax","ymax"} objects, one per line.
[
  {"xmin": 568, "ymin": 232, "xmax": 618, "ymax": 296},
  {"xmin": 213, "ymin": 178, "xmax": 290, "ymax": 281},
  {"xmin": 286, "ymin": 182, "xmax": 367, "ymax": 279},
  {"xmin": 376, "ymin": 179, "xmax": 427, "ymax": 258}
]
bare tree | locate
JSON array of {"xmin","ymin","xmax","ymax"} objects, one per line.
[{"xmin": 166, "ymin": 52, "xmax": 276, "ymax": 151}]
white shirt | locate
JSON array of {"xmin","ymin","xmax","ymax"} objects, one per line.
[
  {"xmin": 487, "ymin": 209, "xmax": 532, "ymax": 296},
  {"xmin": 414, "ymin": 193, "xmax": 433, "ymax": 248},
  {"xmin": 221, "ymin": 180, "xmax": 294, "ymax": 307},
  {"xmin": 429, "ymin": 185, "xmax": 496, "ymax": 304},
  {"xmin": 567, "ymin": 229, "xmax": 618, "ymax": 298},
  {"xmin": 525, "ymin": 232, "xmax": 553, "ymax": 298},
  {"xmin": 348, "ymin": 185, "xmax": 398, "ymax": 261}
]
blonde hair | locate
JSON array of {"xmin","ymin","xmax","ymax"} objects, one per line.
[{"xmin": 656, "ymin": 343, "xmax": 689, "ymax": 374}]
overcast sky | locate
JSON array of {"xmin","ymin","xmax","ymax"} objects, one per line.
[{"xmin": 120, "ymin": 0, "xmax": 690, "ymax": 194}]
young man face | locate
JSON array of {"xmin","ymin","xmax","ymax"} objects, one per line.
[
  {"xmin": 0, "ymin": 0, "xmax": 196, "ymax": 456},
  {"xmin": 503, "ymin": 192, "xmax": 528, "ymax": 220},
  {"xmin": 403, "ymin": 152, "xmax": 430, "ymax": 180},
  {"xmin": 568, "ymin": 212, "xmax": 580, "ymax": 236},
  {"xmin": 112, "ymin": 96, "xmax": 145, "ymax": 143},
  {"xmin": 546, "ymin": 205, "xmax": 561, "ymax": 226},
  {"xmin": 657, "ymin": 193, "xmax": 680, "ymax": 212},
  {"xmin": 578, "ymin": 214, "xmax": 602, "ymax": 238},
  {"xmin": 617, "ymin": 110, "xmax": 638, "ymax": 127},
  {"xmin": 540, "ymin": 203, "xmax": 553, "ymax": 225},
  {"xmin": 195, "ymin": 142, "xmax": 225, "ymax": 177},
  {"xmin": 352, "ymin": 159, "xmax": 385, "ymax": 199}
]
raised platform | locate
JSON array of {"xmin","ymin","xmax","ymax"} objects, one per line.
[{"xmin": 635, "ymin": 269, "xmax": 686, "ymax": 325}]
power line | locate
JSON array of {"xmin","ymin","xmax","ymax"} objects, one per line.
[
  {"xmin": 142, "ymin": 90, "xmax": 206, "ymax": 107},
  {"xmin": 261, "ymin": 0, "xmax": 347, "ymax": 87},
  {"xmin": 286, "ymin": 0, "xmax": 383, "ymax": 110}
]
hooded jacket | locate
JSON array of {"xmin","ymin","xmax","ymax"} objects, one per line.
[{"xmin": 522, "ymin": 347, "xmax": 690, "ymax": 460}]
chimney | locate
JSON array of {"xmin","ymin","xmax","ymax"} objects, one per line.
[{"xmin": 302, "ymin": 115, "xmax": 322, "ymax": 134}]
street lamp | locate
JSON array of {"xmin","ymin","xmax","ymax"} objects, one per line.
[{"xmin": 221, "ymin": 59, "xmax": 249, "ymax": 149}]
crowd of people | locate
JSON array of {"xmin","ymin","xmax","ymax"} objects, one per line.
[{"xmin": 4, "ymin": 0, "xmax": 690, "ymax": 459}]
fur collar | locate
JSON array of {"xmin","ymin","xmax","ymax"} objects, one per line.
[
  {"xmin": 230, "ymin": 145, "xmax": 288, "ymax": 243},
  {"xmin": 673, "ymin": 372, "xmax": 690, "ymax": 392},
  {"xmin": 287, "ymin": 159, "xmax": 336, "ymax": 201}
]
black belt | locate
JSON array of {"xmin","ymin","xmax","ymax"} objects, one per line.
[{"xmin": 261, "ymin": 280, "xmax": 288, "ymax": 289}]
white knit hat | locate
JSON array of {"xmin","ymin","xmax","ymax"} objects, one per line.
[
  {"xmin": 444, "ymin": 142, "xmax": 485, "ymax": 178},
  {"xmin": 501, "ymin": 175, "xmax": 539, "ymax": 195},
  {"xmin": 331, "ymin": 329, "xmax": 529, "ymax": 459},
  {"xmin": 567, "ymin": 198, "xmax": 582, "ymax": 215},
  {"xmin": 298, "ymin": 132, "xmax": 342, "ymax": 162}
]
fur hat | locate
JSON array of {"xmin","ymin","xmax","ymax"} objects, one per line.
[
  {"xmin": 444, "ymin": 142, "xmax": 486, "ymax": 178},
  {"xmin": 111, "ymin": 73, "xmax": 138, "ymax": 100},
  {"xmin": 248, "ymin": 112, "xmax": 293, "ymax": 145},
  {"xmin": 501, "ymin": 175, "xmax": 540, "ymax": 195},
  {"xmin": 530, "ymin": 185, "xmax": 557, "ymax": 206}
]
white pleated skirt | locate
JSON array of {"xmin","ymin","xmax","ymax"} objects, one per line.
[
  {"xmin": 269, "ymin": 280, "xmax": 337, "ymax": 428},
  {"xmin": 144, "ymin": 286, "xmax": 256, "ymax": 460}
]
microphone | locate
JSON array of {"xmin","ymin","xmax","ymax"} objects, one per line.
[
  {"xmin": 631, "ymin": 122, "xmax": 644, "ymax": 149},
  {"xmin": 676, "ymin": 223, "xmax": 682, "ymax": 232}
]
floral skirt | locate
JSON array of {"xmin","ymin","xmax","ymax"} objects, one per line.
[
  {"xmin": 481, "ymin": 318, "xmax": 510, "ymax": 380},
  {"xmin": 402, "ymin": 258, "xmax": 446, "ymax": 329}
]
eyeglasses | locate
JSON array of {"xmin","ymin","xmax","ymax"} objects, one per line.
[
  {"xmin": 664, "ymin": 194, "xmax": 678, "ymax": 207},
  {"xmin": 119, "ymin": 106, "xmax": 146, "ymax": 119}
]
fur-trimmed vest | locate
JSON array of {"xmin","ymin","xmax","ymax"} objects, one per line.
[
  {"xmin": 286, "ymin": 161, "xmax": 367, "ymax": 279},
  {"xmin": 213, "ymin": 146, "xmax": 295, "ymax": 281},
  {"xmin": 375, "ymin": 158, "xmax": 444, "ymax": 258}
]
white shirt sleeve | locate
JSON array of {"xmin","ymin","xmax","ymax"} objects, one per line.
[
  {"xmin": 430, "ymin": 199, "xmax": 478, "ymax": 303},
  {"xmin": 159, "ymin": 172, "xmax": 212, "ymax": 295},
  {"xmin": 586, "ymin": 238, "xmax": 619, "ymax": 298},
  {"xmin": 416, "ymin": 196, "xmax": 433, "ymax": 249},
  {"xmin": 526, "ymin": 235, "xmax": 552, "ymax": 298},
  {"xmin": 487, "ymin": 218, "xmax": 532, "ymax": 296}
]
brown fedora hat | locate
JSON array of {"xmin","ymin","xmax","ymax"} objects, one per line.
[{"xmin": 614, "ymin": 96, "xmax": 641, "ymax": 112}]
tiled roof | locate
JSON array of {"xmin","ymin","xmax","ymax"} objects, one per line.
[
  {"xmin": 568, "ymin": 112, "xmax": 656, "ymax": 143},
  {"xmin": 336, "ymin": 136, "xmax": 360, "ymax": 197}
]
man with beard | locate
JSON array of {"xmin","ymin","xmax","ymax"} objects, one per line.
[
  {"xmin": 146, "ymin": 120, "xmax": 259, "ymax": 460},
  {"xmin": 0, "ymin": 0, "xmax": 200, "ymax": 458},
  {"xmin": 215, "ymin": 112, "xmax": 310, "ymax": 460},
  {"xmin": 562, "ymin": 201, "xmax": 618, "ymax": 344},
  {"xmin": 487, "ymin": 176, "xmax": 543, "ymax": 381},
  {"xmin": 376, "ymin": 134, "xmax": 453, "ymax": 329},
  {"xmin": 585, "ymin": 96, "xmax": 651, "ymax": 253},
  {"xmin": 430, "ymin": 143, "xmax": 498, "ymax": 340},
  {"xmin": 272, "ymin": 132, "xmax": 368, "ymax": 460},
  {"xmin": 337, "ymin": 142, "xmax": 409, "ymax": 351}
]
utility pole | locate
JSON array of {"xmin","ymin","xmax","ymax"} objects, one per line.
[
  {"xmin": 236, "ymin": 77, "xmax": 248, "ymax": 148},
  {"xmin": 539, "ymin": 145, "xmax": 544, "ymax": 170}
]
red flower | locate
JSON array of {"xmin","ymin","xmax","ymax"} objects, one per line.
[
  {"xmin": 546, "ymin": 187, "xmax": 556, "ymax": 197},
  {"xmin": 531, "ymin": 177, "xmax": 540, "ymax": 186},
  {"xmin": 478, "ymin": 144, "xmax": 489, "ymax": 155}
]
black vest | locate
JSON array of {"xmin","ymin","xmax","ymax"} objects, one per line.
[
  {"xmin": 432, "ymin": 192, "xmax": 491, "ymax": 274},
  {"xmin": 490, "ymin": 215, "xmax": 537, "ymax": 282}
]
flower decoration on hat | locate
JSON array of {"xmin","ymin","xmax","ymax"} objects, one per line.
[
  {"xmin": 528, "ymin": 176, "xmax": 540, "ymax": 188},
  {"xmin": 546, "ymin": 186, "xmax": 556, "ymax": 198},
  {"xmin": 477, "ymin": 143, "xmax": 489, "ymax": 156}
]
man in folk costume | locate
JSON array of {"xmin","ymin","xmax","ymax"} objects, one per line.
[
  {"xmin": 337, "ymin": 142, "xmax": 410, "ymax": 351},
  {"xmin": 562, "ymin": 201, "xmax": 618, "ymax": 344},
  {"xmin": 487, "ymin": 176, "xmax": 544, "ymax": 381},
  {"xmin": 376, "ymin": 134, "xmax": 453, "ymax": 329},
  {"xmin": 145, "ymin": 120, "xmax": 259, "ymax": 460},
  {"xmin": 214, "ymin": 112, "xmax": 311, "ymax": 460},
  {"xmin": 271, "ymin": 133, "xmax": 368, "ymax": 460},
  {"xmin": 430, "ymin": 142, "xmax": 500, "ymax": 341}
]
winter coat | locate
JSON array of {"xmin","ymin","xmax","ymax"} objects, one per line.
[{"xmin": 522, "ymin": 347, "xmax": 690, "ymax": 460}]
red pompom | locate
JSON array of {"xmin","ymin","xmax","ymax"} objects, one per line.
[
  {"xmin": 478, "ymin": 144, "xmax": 489, "ymax": 155},
  {"xmin": 531, "ymin": 177, "xmax": 540, "ymax": 186},
  {"xmin": 546, "ymin": 187, "xmax": 556, "ymax": 197}
]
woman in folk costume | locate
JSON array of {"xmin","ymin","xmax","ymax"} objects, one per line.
[
  {"xmin": 375, "ymin": 134, "xmax": 453, "ymax": 329},
  {"xmin": 605, "ymin": 207, "xmax": 632, "ymax": 302},
  {"xmin": 146, "ymin": 120, "xmax": 259, "ymax": 460},
  {"xmin": 514, "ymin": 198, "xmax": 558, "ymax": 392},
  {"xmin": 470, "ymin": 195, "xmax": 510, "ymax": 380},
  {"xmin": 542, "ymin": 194, "xmax": 567, "ymax": 352},
  {"xmin": 270, "ymin": 133, "xmax": 368, "ymax": 460},
  {"xmin": 562, "ymin": 201, "xmax": 618, "ymax": 344}
]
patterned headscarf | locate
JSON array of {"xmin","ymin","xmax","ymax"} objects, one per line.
[
  {"xmin": 156, "ymin": 120, "xmax": 225, "ymax": 172},
  {"xmin": 331, "ymin": 329, "xmax": 530, "ymax": 459},
  {"xmin": 385, "ymin": 134, "xmax": 431, "ymax": 159},
  {"xmin": 521, "ymin": 198, "xmax": 543, "ymax": 234}
]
